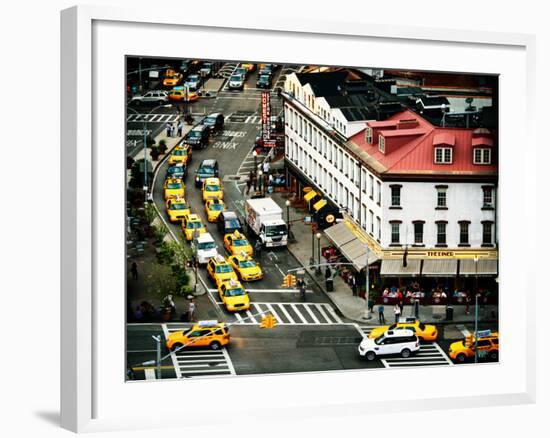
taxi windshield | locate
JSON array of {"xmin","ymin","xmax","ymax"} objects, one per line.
[
  {"xmin": 171, "ymin": 203, "xmax": 188, "ymax": 210},
  {"xmin": 239, "ymin": 261, "xmax": 256, "ymax": 268},
  {"xmin": 205, "ymin": 185, "xmax": 220, "ymax": 192},
  {"xmin": 216, "ymin": 265, "xmax": 233, "ymax": 273},
  {"xmin": 166, "ymin": 183, "xmax": 182, "ymax": 189},
  {"xmin": 225, "ymin": 288, "xmax": 245, "ymax": 297},
  {"xmin": 233, "ymin": 239, "xmax": 248, "ymax": 246},
  {"xmin": 173, "ymin": 149, "xmax": 187, "ymax": 156},
  {"xmin": 209, "ymin": 203, "xmax": 224, "ymax": 211},
  {"xmin": 169, "ymin": 167, "xmax": 184, "ymax": 174},
  {"xmin": 187, "ymin": 221, "xmax": 202, "ymax": 229}
]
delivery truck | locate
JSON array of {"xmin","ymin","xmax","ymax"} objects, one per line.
[{"xmin": 245, "ymin": 197, "xmax": 288, "ymax": 248}]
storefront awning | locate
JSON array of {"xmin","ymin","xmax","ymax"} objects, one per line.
[
  {"xmin": 380, "ymin": 259, "xmax": 421, "ymax": 277},
  {"xmin": 459, "ymin": 259, "xmax": 498, "ymax": 276},
  {"xmin": 303, "ymin": 190, "xmax": 318, "ymax": 202},
  {"xmin": 339, "ymin": 238, "xmax": 379, "ymax": 270},
  {"xmin": 421, "ymin": 259, "xmax": 458, "ymax": 277},
  {"xmin": 324, "ymin": 222, "xmax": 378, "ymax": 269},
  {"xmin": 313, "ymin": 199, "xmax": 327, "ymax": 211}
]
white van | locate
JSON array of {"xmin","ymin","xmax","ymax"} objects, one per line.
[
  {"xmin": 194, "ymin": 233, "xmax": 218, "ymax": 265},
  {"xmin": 358, "ymin": 329, "xmax": 419, "ymax": 361}
]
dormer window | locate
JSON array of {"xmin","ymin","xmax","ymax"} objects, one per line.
[
  {"xmin": 473, "ymin": 148, "xmax": 491, "ymax": 164},
  {"xmin": 379, "ymin": 134, "xmax": 385, "ymax": 153},
  {"xmin": 434, "ymin": 147, "xmax": 452, "ymax": 164},
  {"xmin": 366, "ymin": 127, "xmax": 373, "ymax": 144}
]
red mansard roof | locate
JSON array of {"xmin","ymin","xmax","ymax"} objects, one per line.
[{"xmin": 349, "ymin": 109, "xmax": 497, "ymax": 176}]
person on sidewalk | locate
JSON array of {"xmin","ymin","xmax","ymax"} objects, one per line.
[
  {"xmin": 245, "ymin": 172, "xmax": 253, "ymax": 195},
  {"xmin": 465, "ymin": 292, "xmax": 471, "ymax": 315},
  {"xmin": 262, "ymin": 160, "xmax": 270, "ymax": 175},
  {"xmin": 166, "ymin": 122, "xmax": 172, "ymax": 137},
  {"xmin": 378, "ymin": 304, "xmax": 386, "ymax": 324},
  {"xmin": 397, "ymin": 289, "xmax": 404, "ymax": 314},
  {"xmin": 349, "ymin": 274, "xmax": 358, "ymax": 296},
  {"xmin": 177, "ymin": 120, "xmax": 183, "ymax": 137},
  {"xmin": 131, "ymin": 262, "xmax": 138, "ymax": 280},
  {"xmin": 187, "ymin": 298, "xmax": 196, "ymax": 322},
  {"xmin": 393, "ymin": 303, "xmax": 401, "ymax": 323}
]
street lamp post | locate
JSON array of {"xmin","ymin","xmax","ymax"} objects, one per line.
[
  {"xmin": 474, "ymin": 256, "xmax": 479, "ymax": 363},
  {"xmin": 363, "ymin": 244, "xmax": 373, "ymax": 320},
  {"xmin": 310, "ymin": 225, "xmax": 315, "ymax": 268},
  {"xmin": 127, "ymin": 104, "xmax": 172, "ymax": 204},
  {"xmin": 252, "ymin": 150, "xmax": 258, "ymax": 186},
  {"xmin": 258, "ymin": 170, "xmax": 263, "ymax": 195},
  {"xmin": 285, "ymin": 199, "xmax": 291, "ymax": 234},
  {"xmin": 316, "ymin": 232, "xmax": 322, "ymax": 276},
  {"xmin": 152, "ymin": 335, "xmax": 162, "ymax": 379},
  {"xmin": 193, "ymin": 230, "xmax": 200, "ymax": 295}
]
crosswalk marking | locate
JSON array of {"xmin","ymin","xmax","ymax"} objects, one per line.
[
  {"xmin": 127, "ymin": 113, "xmax": 179, "ymax": 123},
  {"xmin": 161, "ymin": 323, "xmax": 236, "ymax": 378},
  {"xmin": 381, "ymin": 344, "xmax": 453, "ymax": 368},
  {"xmin": 266, "ymin": 303, "xmax": 282, "ymax": 324},
  {"xmin": 246, "ymin": 308, "xmax": 258, "ymax": 323},
  {"xmin": 144, "ymin": 368, "xmax": 156, "ymax": 380},
  {"xmin": 278, "ymin": 303, "xmax": 296, "ymax": 324},
  {"xmin": 304, "ymin": 304, "xmax": 321, "ymax": 324},
  {"xmin": 317, "ymin": 304, "xmax": 333, "ymax": 324}
]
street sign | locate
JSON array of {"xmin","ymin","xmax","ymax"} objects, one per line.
[
  {"xmin": 476, "ymin": 329, "xmax": 491, "ymax": 338},
  {"xmin": 261, "ymin": 91, "xmax": 271, "ymax": 143},
  {"xmin": 149, "ymin": 70, "xmax": 159, "ymax": 78}
]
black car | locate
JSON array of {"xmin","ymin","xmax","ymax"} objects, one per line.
[
  {"xmin": 203, "ymin": 113, "xmax": 225, "ymax": 133},
  {"xmin": 165, "ymin": 163, "xmax": 187, "ymax": 180},
  {"xmin": 259, "ymin": 65, "xmax": 273, "ymax": 77},
  {"xmin": 185, "ymin": 124, "xmax": 210, "ymax": 149},
  {"xmin": 256, "ymin": 74, "xmax": 272, "ymax": 89},
  {"xmin": 217, "ymin": 211, "xmax": 243, "ymax": 235},
  {"xmin": 195, "ymin": 159, "xmax": 219, "ymax": 187}
]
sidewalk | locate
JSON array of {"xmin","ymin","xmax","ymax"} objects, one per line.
[{"xmin": 269, "ymin": 191, "xmax": 498, "ymax": 325}]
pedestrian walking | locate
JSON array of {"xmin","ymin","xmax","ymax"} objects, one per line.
[
  {"xmin": 393, "ymin": 303, "xmax": 401, "ymax": 323},
  {"xmin": 297, "ymin": 278, "xmax": 306, "ymax": 302},
  {"xmin": 130, "ymin": 262, "xmax": 138, "ymax": 280},
  {"xmin": 245, "ymin": 172, "xmax": 253, "ymax": 195},
  {"xmin": 262, "ymin": 160, "xmax": 270, "ymax": 174},
  {"xmin": 187, "ymin": 298, "xmax": 196, "ymax": 322},
  {"xmin": 254, "ymin": 239, "xmax": 262, "ymax": 259},
  {"xmin": 166, "ymin": 123, "xmax": 172, "ymax": 137},
  {"xmin": 378, "ymin": 304, "xmax": 386, "ymax": 324},
  {"xmin": 349, "ymin": 274, "xmax": 358, "ymax": 296},
  {"xmin": 465, "ymin": 292, "xmax": 471, "ymax": 315},
  {"xmin": 177, "ymin": 120, "xmax": 183, "ymax": 137},
  {"xmin": 397, "ymin": 289, "xmax": 404, "ymax": 314},
  {"xmin": 368, "ymin": 298, "xmax": 375, "ymax": 314}
]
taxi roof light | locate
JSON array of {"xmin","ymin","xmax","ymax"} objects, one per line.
[
  {"xmin": 228, "ymin": 278, "xmax": 239, "ymax": 287},
  {"xmin": 215, "ymin": 254, "xmax": 226, "ymax": 263},
  {"xmin": 198, "ymin": 320, "xmax": 219, "ymax": 328}
]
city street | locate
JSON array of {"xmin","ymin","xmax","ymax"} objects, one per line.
[{"xmin": 126, "ymin": 60, "xmax": 499, "ymax": 381}]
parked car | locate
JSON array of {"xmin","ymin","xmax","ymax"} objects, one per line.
[
  {"xmin": 184, "ymin": 74, "xmax": 201, "ymax": 91},
  {"xmin": 200, "ymin": 62, "xmax": 213, "ymax": 77},
  {"xmin": 234, "ymin": 67, "xmax": 248, "ymax": 78},
  {"xmin": 228, "ymin": 74, "xmax": 244, "ymax": 90},
  {"xmin": 358, "ymin": 329, "xmax": 420, "ymax": 361},
  {"xmin": 165, "ymin": 163, "xmax": 187, "ymax": 180},
  {"xmin": 185, "ymin": 124, "xmax": 210, "ymax": 149},
  {"xmin": 259, "ymin": 64, "xmax": 273, "ymax": 77},
  {"xmin": 195, "ymin": 159, "xmax": 219, "ymax": 187},
  {"xmin": 130, "ymin": 90, "xmax": 168, "ymax": 106},
  {"xmin": 202, "ymin": 113, "xmax": 225, "ymax": 133},
  {"xmin": 217, "ymin": 211, "xmax": 243, "ymax": 235},
  {"xmin": 256, "ymin": 74, "xmax": 272, "ymax": 89}
]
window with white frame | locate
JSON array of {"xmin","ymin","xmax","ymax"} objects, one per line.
[
  {"xmin": 436, "ymin": 186, "xmax": 447, "ymax": 208},
  {"xmin": 434, "ymin": 147, "xmax": 453, "ymax": 164},
  {"xmin": 361, "ymin": 169, "xmax": 367, "ymax": 192},
  {"xmin": 366, "ymin": 127, "xmax": 373, "ymax": 144},
  {"xmin": 369, "ymin": 210, "xmax": 374, "ymax": 235},
  {"xmin": 376, "ymin": 181, "xmax": 381, "ymax": 205},
  {"xmin": 379, "ymin": 135, "xmax": 386, "ymax": 153},
  {"xmin": 369, "ymin": 175, "xmax": 374, "ymax": 199},
  {"xmin": 377, "ymin": 216, "xmax": 381, "ymax": 241},
  {"xmin": 362, "ymin": 206, "xmax": 367, "ymax": 229},
  {"xmin": 473, "ymin": 148, "xmax": 491, "ymax": 164},
  {"xmin": 390, "ymin": 222, "xmax": 400, "ymax": 244},
  {"xmin": 482, "ymin": 186, "xmax": 494, "ymax": 208}
]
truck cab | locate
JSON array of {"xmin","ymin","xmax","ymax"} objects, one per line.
[
  {"xmin": 245, "ymin": 197, "xmax": 288, "ymax": 248},
  {"xmin": 259, "ymin": 220, "xmax": 288, "ymax": 248}
]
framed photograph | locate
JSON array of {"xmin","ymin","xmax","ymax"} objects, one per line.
[{"xmin": 61, "ymin": 5, "xmax": 536, "ymax": 433}]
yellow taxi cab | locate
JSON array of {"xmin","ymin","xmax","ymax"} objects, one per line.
[
  {"xmin": 165, "ymin": 197, "xmax": 191, "ymax": 222},
  {"xmin": 168, "ymin": 89, "xmax": 199, "ymax": 102},
  {"xmin": 217, "ymin": 278, "xmax": 250, "ymax": 312},
  {"xmin": 228, "ymin": 253, "xmax": 263, "ymax": 282},
  {"xmin": 168, "ymin": 145, "xmax": 192, "ymax": 166},
  {"xmin": 165, "ymin": 321, "xmax": 230, "ymax": 351},
  {"xmin": 449, "ymin": 331, "xmax": 499, "ymax": 363},
  {"xmin": 223, "ymin": 231, "xmax": 253, "ymax": 256},
  {"xmin": 205, "ymin": 199, "xmax": 226, "ymax": 222},
  {"xmin": 163, "ymin": 72, "xmax": 183, "ymax": 87},
  {"xmin": 163, "ymin": 177, "xmax": 185, "ymax": 200},
  {"xmin": 207, "ymin": 255, "xmax": 238, "ymax": 285},
  {"xmin": 368, "ymin": 317, "xmax": 438, "ymax": 342},
  {"xmin": 202, "ymin": 177, "xmax": 224, "ymax": 202},
  {"xmin": 241, "ymin": 63, "xmax": 256, "ymax": 72},
  {"xmin": 181, "ymin": 214, "xmax": 206, "ymax": 241}
]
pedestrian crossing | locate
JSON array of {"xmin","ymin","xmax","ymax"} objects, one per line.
[
  {"xmin": 353, "ymin": 324, "xmax": 453, "ymax": 368},
  {"xmin": 235, "ymin": 147, "xmax": 268, "ymax": 181},
  {"xmin": 127, "ymin": 113, "xmax": 179, "ymax": 123},
  {"xmin": 225, "ymin": 114, "xmax": 262, "ymax": 124},
  {"xmin": 211, "ymin": 299, "xmax": 345, "ymax": 325},
  {"xmin": 162, "ymin": 323, "xmax": 236, "ymax": 378}
]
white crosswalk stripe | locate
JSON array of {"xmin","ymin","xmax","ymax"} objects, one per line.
[
  {"xmin": 127, "ymin": 113, "xmax": 179, "ymax": 123},
  {"xmin": 381, "ymin": 343, "xmax": 454, "ymax": 368},
  {"xmin": 212, "ymin": 298, "xmax": 345, "ymax": 326},
  {"xmin": 161, "ymin": 323, "xmax": 236, "ymax": 378},
  {"xmin": 225, "ymin": 114, "xmax": 262, "ymax": 124}
]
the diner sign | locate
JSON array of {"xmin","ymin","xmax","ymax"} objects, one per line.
[
  {"xmin": 426, "ymin": 251, "xmax": 455, "ymax": 257},
  {"xmin": 261, "ymin": 91, "xmax": 271, "ymax": 143}
]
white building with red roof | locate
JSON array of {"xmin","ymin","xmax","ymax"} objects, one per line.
[{"xmin": 283, "ymin": 76, "xmax": 498, "ymax": 282}]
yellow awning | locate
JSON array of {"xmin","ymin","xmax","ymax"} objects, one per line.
[
  {"xmin": 313, "ymin": 199, "xmax": 327, "ymax": 211},
  {"xmin": 304, "ymin": 190, "xmax": 318, "ymax": 202}
]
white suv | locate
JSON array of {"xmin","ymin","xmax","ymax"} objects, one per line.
[
  {"xmin": 130, "ymin": 90, "xmax": 168, "ymax": 106},
  {"xmin": 194, "ymin": 233, "xmax": 218, "ymax": 265},
  {"xmin": 358, "ymin": 329, "xmax": 420, "ymax": 361}
]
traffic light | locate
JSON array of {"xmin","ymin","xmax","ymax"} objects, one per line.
[
  {"xmin": 259, "ymin": 313, "xmax": 277, "ymax": 329},
  {"xmin": 281, "ymin": 274, "xmax": 297, "ymax": 288}
]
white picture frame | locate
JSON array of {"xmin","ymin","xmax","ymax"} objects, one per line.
[{"xmin": 61, "ymin": 5, "xmax": 536, "ymax": 433}]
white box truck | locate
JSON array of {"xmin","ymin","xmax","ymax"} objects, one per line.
[{"xmin": 245, "ymin": 197, "xmax": 288, "ymax": 248}]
